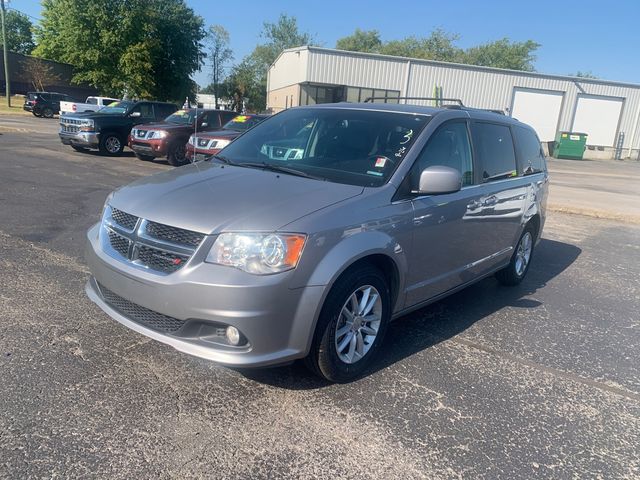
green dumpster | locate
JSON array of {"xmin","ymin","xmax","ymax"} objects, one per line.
[{"xmin": 553, "ymin": 131, "xmax": 588, "ymax": 159}]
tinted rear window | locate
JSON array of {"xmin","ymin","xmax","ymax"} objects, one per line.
[
  {"xmin": 472, "ymin": 122, "xmax": 517, "ymax": 182},
  {"xmin": 514, "ymin": 126, "xmax": 546, "ymax": 174}
]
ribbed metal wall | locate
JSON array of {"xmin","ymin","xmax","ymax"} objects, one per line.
[{"xmin": 269, "ymin": 47, "xmax": 640, "ymax": 150}]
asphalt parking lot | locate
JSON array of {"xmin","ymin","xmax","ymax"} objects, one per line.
[{"xmin": 1, "ymin": 115, "xmax": 639, "ymax": 479}]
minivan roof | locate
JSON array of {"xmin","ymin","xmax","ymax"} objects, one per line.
[{"xmin": 301, "ymin": 102, "xmax": 528, "ymax": 128}]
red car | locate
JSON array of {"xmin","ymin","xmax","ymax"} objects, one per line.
[
  {"xmin": 186, "ymin": 114, "xmax": 270, "ymax": 162},
  {"xmin": 128, "ymin": 109, "xmax": 237, "ymax": 166}
]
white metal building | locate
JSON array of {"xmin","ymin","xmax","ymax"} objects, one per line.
[{"xmin": 267, "ymin": 46, "xmax": 640, "ymax": 159}]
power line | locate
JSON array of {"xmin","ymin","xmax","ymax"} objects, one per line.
[{"xmin": 6, "ymin": 6, "xmax": 41, "ymax": 22}]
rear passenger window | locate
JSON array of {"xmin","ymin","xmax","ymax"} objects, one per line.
[
  {"xmin": 412, "ymin": 121, "xmax": 474, "ymax": 187},
  {"xmin": 472, "ymin": 123, "xmax": 517, "ymax": 182},
  {"xmin": 514, "ymin": 126, "xmax": 546, "ymax": 174}
]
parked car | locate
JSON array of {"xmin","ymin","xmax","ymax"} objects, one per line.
[
  {"xmin": 60, "ymin": 96, "xmax": 120, "ymax": 115},
  {"xmin": 85, "ymin": 102, "xmax": 548, "ymax": 382},
  {"xmin": 129, "ymin": 109, "xmax": 237, "ymax": 166},
  {"xmin": 186, "ymin": 114, "xmax": 270, "ymax": 162},
  {"xmin": 59, "ymin": 100, "xmax": 178, "ymax": 155},
  {"xmin": 23, "ymin": 92, "xmax": 76, "ymax": 118}
]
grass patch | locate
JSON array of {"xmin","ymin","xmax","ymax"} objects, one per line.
[{"xmin": 0, "ymin": 96, "xmax": 30, "ymax": 116}]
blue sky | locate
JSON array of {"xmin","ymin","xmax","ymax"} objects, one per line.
[{"xmin": 10, "ymin": 0, "xmax": 640, "ymax": 86}]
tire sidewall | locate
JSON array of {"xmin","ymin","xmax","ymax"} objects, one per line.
[
  {"xmin": 167, "ymin": 141, "xmax": 188, "ymax": 166},
  {"xmin": 314, "ymin": 267, "xmax": 391, "ymax": 382},
  {"xmin": 43, "ymin": 107, "xmax": 54, "ymax": 118}
]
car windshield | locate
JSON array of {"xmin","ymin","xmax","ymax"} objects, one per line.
[
  {"xmin": 219, "ymin": 108, "xmax": 430, "ymax": 187},
  {"xmin": 223, "ymin": 115, "xmax": 266, "ymax": 132},
  {"xmin": 97, "ymin": 101, "xmax": 134, "ymax": 114},
  {"xmin": 165, "ymin": 109, "xmax": 197, "ymax": 125}
]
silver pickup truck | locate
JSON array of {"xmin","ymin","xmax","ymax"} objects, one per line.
[{"xmin": 59, "ymin": 96, "xmax": 120, "ymax": 115}]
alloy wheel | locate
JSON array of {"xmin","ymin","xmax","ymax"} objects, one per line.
[{"xmin": 515, "ymin": 231, "xmax": 532, "ymax": 276}]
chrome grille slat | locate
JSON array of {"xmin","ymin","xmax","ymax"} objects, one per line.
[
  {"xmin": 97, "ymin": 282, "xmax": 185, "ymax": 333},
  {"xmin": 103, "ymin": 206, "xmax": 204, "ymax": 274}
]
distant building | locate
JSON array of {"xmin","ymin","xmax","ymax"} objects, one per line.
[
  {"xmin": 267, "ymin": 46, "xmax": 640, "ymax": 159},
  {"xmin": 0, "ymin": 51, "xmax": 97, "ymax": 99}
]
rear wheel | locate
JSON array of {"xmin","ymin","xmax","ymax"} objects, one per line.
[
  {"xmin": 135, "ymin": 153, "xmax": 155, "ymax": 161},
  {"xmin": 33, "ymin": 111, "xmax": 42, "ymax": 118},
  {"xmin": 495, "ymin": 224, "xmax": 536, "ymax": 286},
  {"xmin": 167, "ymin": 141, "xmax": 188, "ymax": 166},
  {"xmin": 305, "ymin": 265, "xmax": 391, "ymax": 383},
  {"xmin": 99, "ymin": 133, "xmax": 124, "ymax": 156},
  {"xmin": 42, "ymin": 107, "xmax": 54, "ymax": 119}
]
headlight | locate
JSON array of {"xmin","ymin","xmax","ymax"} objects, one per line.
[
  {"xmin": 188, "ymin": 135, "xmax": 196, "ymax": 145},
  {"xmin": 131, "ymin": 128, "xmax": 138, "ymax": 136},
  {"xmin": 149, "ymin": 130, "xmax": 167, "ymax": 139},
  {"xmin": 80, "ymin": 119, "xmax": 95, "ymax": 132},
  {"xmin": 213, "ymin": 138, "xmax": 230, "ymax": 149},
  {"xmin": 206, "ymin": 233, "xmax": 306, "ymax": 274},
  {"xmin": 101, "ymin": 192, "xmax": 114, "ymax": 218}
]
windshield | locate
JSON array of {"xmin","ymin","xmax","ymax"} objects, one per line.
[
  {"xmin": 223, "ymin": 115, "xmax": 266, "ymax": 132},
  {"xmin": 219, "ymin": 108, "xmax": 429, "ymax": 187},
  {"xmin": 165, "ymin": 109, "xmax": 197, "ymax": 125},
  {"xmin": 97, "ymin": 101, "xmax": 134, "ymax": 114}
]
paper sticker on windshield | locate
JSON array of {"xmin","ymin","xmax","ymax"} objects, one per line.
[
  {"xmin": 375, "ymin": 157, "xmax": 387, "ymax": 168},
  {"xmin": 174, "ymin": 110, "xmax": 190, "ymax": 117},
  {"xmin": 366, "ymin": 170, "xmax": 384, "ymax": 177},
  {"xmin": 107, "ymin": 102, "xmax": 119, "ymax": 107},
  {"xmin": 233, "ymin": 115, "xmax": 249, "ymax": 123}
]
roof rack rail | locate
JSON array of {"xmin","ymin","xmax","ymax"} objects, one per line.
[{"xmin": 363, "ymin": 96, "xmax": 464, "ymax": 106}]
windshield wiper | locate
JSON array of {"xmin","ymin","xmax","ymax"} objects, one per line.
[{"xmin": 240, "ymin": 162, "xmax": 324, "ymax": 181}]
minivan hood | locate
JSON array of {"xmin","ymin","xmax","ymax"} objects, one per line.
[{"xmin": 109, "ymin": 162, "xmax": 364, "ymax": 233}]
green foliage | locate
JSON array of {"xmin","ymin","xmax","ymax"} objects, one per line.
[
  {"xmin": 335, "ymin": 28, "xmax": 540, "ymax": 71},
  {"xmin": 460, "ymin": 39, "xmax": 540, "ymax": 71},
  {"xmin": 572, "ymin": 71, "xmax": 598, "ymax": 79},
  {"xmin": 226, "ymin": 14, "xmax": 316, "ymax": 112},
  {"xmin": 1, "ymin": 10, "xmax": 36, "ymax": 55},
  {"xmin": 336, "ymin": 28, "xmax": 382, "ymax": 53},
  {"xmin": 33, "ymin": 0, "xmax": 206, "ymax": 101},
  {"xmin": 206, "ymin": 24, "xmax": 233, "ymax": 107}
]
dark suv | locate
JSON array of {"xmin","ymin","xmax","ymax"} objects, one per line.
[
  {"xmin": 59, "ymin": 101, "xmax": 178, "ymax": 156},
  {"xmin": 23, "ymin": 92, "xmax": 75, "ymax": 118},
  {"xmin": 129, "ymin": 109, "xmax": 237, "ymax": 166}
]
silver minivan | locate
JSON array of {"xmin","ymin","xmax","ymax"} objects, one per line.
[{"xmin": 85, "ymin": 103, "xmax": 548, "ymax": 382}]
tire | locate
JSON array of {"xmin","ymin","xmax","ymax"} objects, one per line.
[
  {"xmin": 71, "ymin": 145, "xmax": 88, "ymax": 152},
  {"xmin": 167, "ymin": 141, "xmax": 188, "ymax": 167},
  {"xmin": 99, "ymin": 133, "xmax": 124, "ymax": 156},
  {"xmin": 495, "ymin": 223, "xmax": 536, "ymax": 286},
  {"xmin": 305, "ymin": 265, "xmax": 391, "ymax": 383},
  {"xmin": 135, "ymin": 153, "xmax": 155, "ymax": 161},
  {"xmin": 33, "ymin": 111, "xmax": 42, "ymax": 118},
  {"xmin": 42, "ymin": 107, "xmax": 54, "ymax": 119}
]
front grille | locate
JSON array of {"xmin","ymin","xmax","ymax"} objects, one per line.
[
  {"xmin": 108, "ymin": 230, "xmax": 130, "ymax": 258},
  {"xmin": 145, "ymin": 221, "xmax": 204, "ymax": 247},
  {"xmin": 98, "ymin": 283, "xmax": 185, "ymax": 333},
  {"xmin": 61, "ymin": 125, "xmax": 79, "ymax": 133},
  {"xmin": 137, "ymin": 245, "xmax": 189, "ymax": 273},
  {"xmin": 111, "ymin": 208, "xmax": 139, "ymax": 230}
]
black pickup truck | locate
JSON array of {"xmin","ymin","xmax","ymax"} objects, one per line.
[{"xmin": 59, "ymin": 100, "xmax": 178, "ymax": 155}]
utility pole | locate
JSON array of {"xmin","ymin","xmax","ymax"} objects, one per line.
[{"xmin": 0, "ymin": 0, "xmax": 10, "ymax": 107}]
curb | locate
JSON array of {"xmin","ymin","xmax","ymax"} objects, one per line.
[{"xmin": 547, "ymin": 204, "xmax": 640, "ymax": 225}]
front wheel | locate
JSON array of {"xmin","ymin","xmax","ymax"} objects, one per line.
[
  {"xmin": 495, "ymin": 225, "xmax": 536, "ymax": 286},
  {"xmin": 167, "ymin": 141, "xmax": 188, "ymax": 166},
  {"xmin": 42, "ymin": 107, "xmax": 54, "ymax": 119},
  {"xmin": 99, "ymin": 133, "xmax": 124, "ymax": 156},
  {"xmin": 305, "ymin": 265, "xmax": 391, "ymax": 383}
]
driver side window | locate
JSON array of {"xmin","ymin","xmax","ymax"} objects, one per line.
[
  {"xmin": 130, "ymin": 103, "xmax": 154, "ymax": 119},
  {"xmin": 411, "ymin": 121, "xmax": 474, "ymax": 188}
]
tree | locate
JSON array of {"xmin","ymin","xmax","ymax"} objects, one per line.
[
  {"xmin": 34, "ymin": 0, "xmax": 206, "ymax": 101},
  {"xmin": 1, "ymin": 9, "xmax": 35, "ymax": 55},
  {"xmin": 572, "ymin": 71, "xmax": 597, "ymax": 79},
  {"xmin": 228, "ymin": 14, "xmax": 316, "ymax": 111},
  {"xmin": 460, "ymin": 39, "xmax": 540, "ymax": 71},
  {"xmin": 206, "ymin": 25, "xmax": 233, "ymax": 108},
  {"xmin": 336, "ymin": 28, "xmax": 382, "ymax": 53},
  {"xmin": 21, "ymin": 57, "xmax": 61, "ymax": 90},
  {"xmin": 335, "ymin": 28, "xmax": 540, "ymax": 71}
]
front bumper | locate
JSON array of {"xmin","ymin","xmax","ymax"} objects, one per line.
[
  {"xmin": 84, "ymin": 223, "xmax": 325, "ymax": 367},
  {"xmin": 185, "ymin": 144, "xmax": 221, "ymax": 161},
  {"xmin": 23, "ymin": 104, "xmax": 33, "ymax": 112},
  {"xmin": 129, "ymin": 137, "xmax": 168, "ymax": 157},
  {"xmin": 59, "ymin": 131, "xmax": 100, "ymax": 148}
]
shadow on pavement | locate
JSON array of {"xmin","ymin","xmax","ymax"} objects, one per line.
[{"xmin": 238, "ymin": 238, "xmax": 582, "ymax": 389}]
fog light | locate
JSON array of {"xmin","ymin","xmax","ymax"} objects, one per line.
[{"xmin": 226, "ymin": 326, "xmax": 241, "ymax": 346}]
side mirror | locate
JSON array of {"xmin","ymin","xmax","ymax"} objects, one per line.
[
  {"xmin": 129, "ymin": 111, "xmax": 141, "ymax": 118},
  {"xmin": 201, "ymin": 122, "xmax": 208, "ymax": 128},
  {"xmin": 414, "ymin": 166, "xmax": 462, "ymax": 195}
]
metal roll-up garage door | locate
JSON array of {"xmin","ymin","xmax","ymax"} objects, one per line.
[
  {"xmin": 572, "ymin": 94, "xmax": 624, "ymax": 146},
  {"xmin": 510, "ymin": 88, "xmax": 564, "ymax": 142}
]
